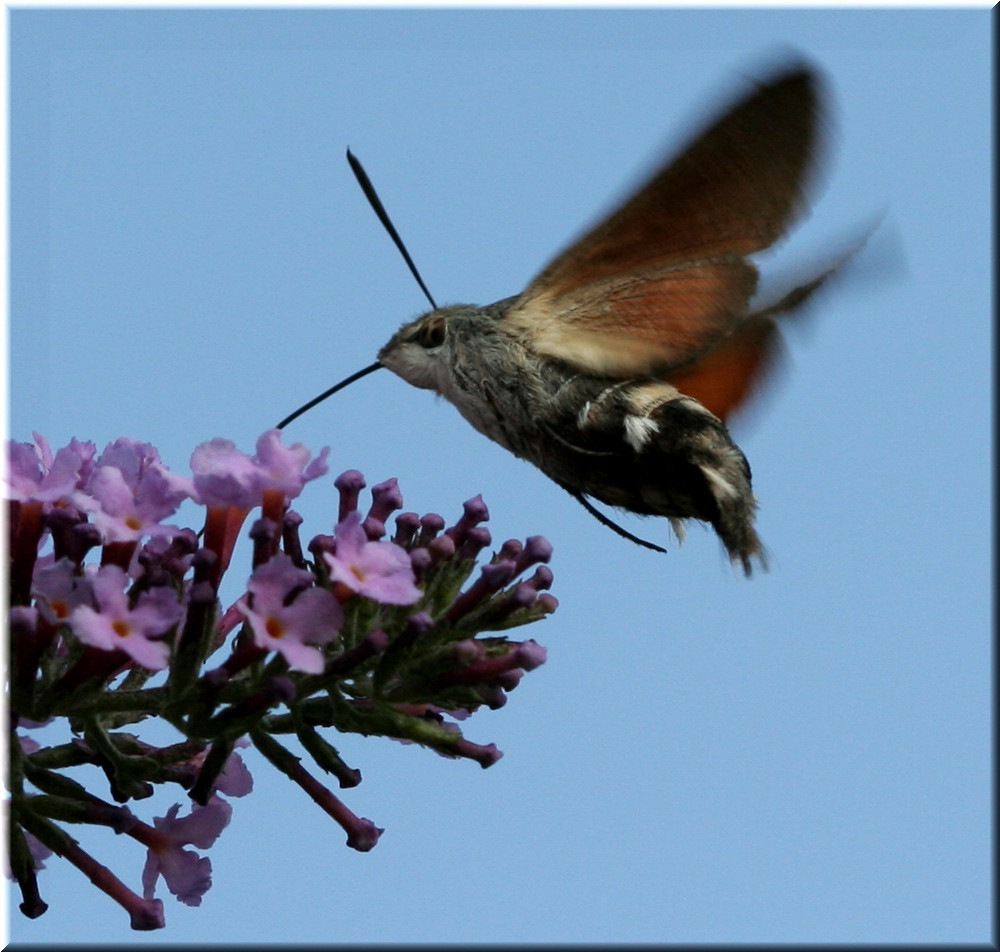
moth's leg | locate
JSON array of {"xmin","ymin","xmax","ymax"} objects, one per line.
[{"xmin": 560, "ymin": 485, "xmax": 667, "ymax": 554}]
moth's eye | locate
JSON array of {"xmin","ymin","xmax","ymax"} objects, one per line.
[{"xmin": 415, "ymin": 315, "xmax": 446, "ymax": 349}]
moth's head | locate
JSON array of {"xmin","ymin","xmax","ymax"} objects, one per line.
[{"xmin": 377, "ymin": 307, "xmax": 458, "ymax": 392}]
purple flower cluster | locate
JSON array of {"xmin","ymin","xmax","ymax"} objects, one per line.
[{"xmin": 5, "ymin": 430, "xmax": 557, "ymax": 931}]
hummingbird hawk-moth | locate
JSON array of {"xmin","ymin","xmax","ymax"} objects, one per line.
[{"xmin": 280, "ymin": 63, "xmax": 855, "ymax": 575}]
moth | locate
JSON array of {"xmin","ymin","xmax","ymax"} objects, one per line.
[{"xmin": 281, "ymin": 63, "xmax": 852, "ymax": 575}]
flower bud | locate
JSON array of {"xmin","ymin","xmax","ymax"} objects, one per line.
[
  {"xmin": 334, "ymin": 470, "xmax": 366, "ymax": 522},
  {"xmin": 368, "ymin": 478, "xmax": 403, "ymax": 523}
]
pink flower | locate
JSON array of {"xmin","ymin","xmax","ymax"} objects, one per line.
[
  {"xmin": 76, "ymin": 438, "xmax": 195, "ymax": 542},
  {"xmin": 190, "ymin": 430, "xmax": 329, "ymax": 509},
  {"xmin": 140, "ymin": 798, "xmax": 231, "ymax": 907},
  {"xmin": 253, "ymin": 429, "xmax": 330, "ymax": 498},
  {"xmin": 213, "ymin": 741, "xmax": 254, "ymax": 798},
  {"xmin": 189, "ymin": 437, "xmax": 257, "ymax": 508},
  {"xmin": 5, "ymin": 433, "xmax": 95, "ymax": 504},
  {"xmin": 32, "ymin": 558, "xmax": 94, "ymax": 625},
  {"xmin": 324, "ymin": 511, "xmax": 422, "ymax": 605},
  {"xmin": 68, "ymin": 565, "xmax": 180, "ymax": 671},
  {"xmin": 237, "ymin": 554, "xmax": 343, "ymax": 673},
  {"xmin": 188, "ymin": 738, "xmax": 254, "ymax": 798}
]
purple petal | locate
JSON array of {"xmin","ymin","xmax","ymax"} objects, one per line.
[
  {"xmin": 169, "ymin": 798, "xmax": 232, "ymax": 850},
  {"xmin": 281, "ymin": 587, "xmax": 343, "ymax": 645},
  {"xmin": 332, "ymin": 510, "xmax": 367, "ymax": 561},
  {"xmin": 190, "ymin": 438, "xmax": 259, "ymax": 507},
  {"xmin": 216, "ymin": 749, "xmax": 254, "ymax": 798},
  {"xmin": 159, "ymin": 847, "xmax": 213, "ymax": 906}
]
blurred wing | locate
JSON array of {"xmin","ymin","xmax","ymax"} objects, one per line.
[
  {"xmin": 502, "ymin": 66, "xmax": 822, "ymax": 378},
  {"xmin": 665, "ymin": 312, "xmax": 781, "ymax": 422},
  {"xmin": 665, "ymin": 235, "xmax": 864, "ymax": 422}
]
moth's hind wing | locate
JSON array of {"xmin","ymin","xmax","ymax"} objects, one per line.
[
  {"xmin": 668, "ymin": 232, "xmax": 872, "ymax": 422},
  {"xmin": 664, "ymin": 310, "xmax": 782, "ymax": 423}
]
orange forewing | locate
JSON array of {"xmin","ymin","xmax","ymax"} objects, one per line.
[
  {"xmin": 522, "ymin": 69, "xmax": 817, "ymax": 296},
  {"xmin": 507, "ymin": 257, "xmax": 757, "ymax": 377}
]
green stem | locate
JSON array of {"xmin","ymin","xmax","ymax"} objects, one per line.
[
  {"xmin": 81, "ymin": 716, "xmax": 156, "ymax": 801},
  {"xmin": 58, "ymin": 686, "xmax": 167, "ymax": 716}
]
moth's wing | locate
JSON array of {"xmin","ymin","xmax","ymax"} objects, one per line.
[
  {"xmin": 504, "ymin": 256, "xmax": 761, "ymax": 378},
  {"xmin": 665, "ymin": 311, "xmax": 781, "ymax": 422},
  {"xmin": 527, "ymin": 68, "xmax": 820, "ymax": 290},
  {"xmin": 668, "ymin": 234, "xmax": 867, "ymax": 422},
  {"xmin": 501, "ymin": 66, "xmax": 822, "ymax": 379}
]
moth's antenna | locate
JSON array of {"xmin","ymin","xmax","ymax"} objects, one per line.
[
  {"xmin": 277, "ymin": 150, "xmax": 439, "ymax": 430},
  {"xmin": 347, "ymin": 148, "xmax": 437, "ymax": 310},
  {"xmin": 276, "ymin": 361, "xmax": 382, "ymax": 430}
]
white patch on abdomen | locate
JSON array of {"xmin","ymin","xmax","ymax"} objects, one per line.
[
  {"xmin": 699, "ymin": 463, "xmax": 739, "ymax": 500},
  {"xmin": 624, "ymin": 414, "xmax": 660, "ymax": 451},
  {"xmin": 620, "ymin": 380, "xmax": 680, "ymax": 451}
]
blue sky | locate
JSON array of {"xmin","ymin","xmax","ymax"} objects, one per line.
[{"xmin": 6, "ymin": 7, "xmax": 991, "ymax": 945}]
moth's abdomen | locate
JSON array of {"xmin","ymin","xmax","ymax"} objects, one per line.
[{"xmin": 551, "ymin": 378, "xmax": 763, "ymax": 573}]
